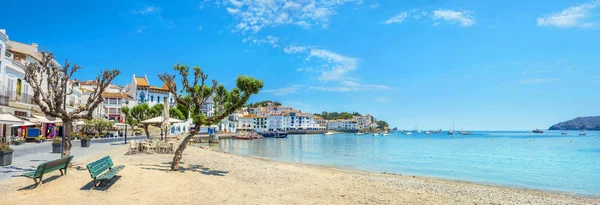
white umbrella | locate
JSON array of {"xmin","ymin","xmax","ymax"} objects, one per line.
[{"xmin": 141, "ymin": 116, "xmax": 182, "ymax": 124}]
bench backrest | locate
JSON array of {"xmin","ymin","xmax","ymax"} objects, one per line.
[
  {"xmin": 31, "ymin": 156, "xmax": 74, "ymax": 178},
  {"xmin": 86, "ymin": 156, "xmax": 114, "ymax": 179}
]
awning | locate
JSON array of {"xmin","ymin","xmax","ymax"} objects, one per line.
[
  {"xmin": 11, "ymin": 120, "xmax": 35, "ymax": 127},
  {"xmin": 141, "ymin": 116, "xmax": 183, "ymax": 124},
  {"xmin": 0, "ymin": 113, "xmax": 24, "ymax": 125},
  {"xmin": 18, "ymin": 116, "xmax": 40, "ymax": 124},
  {"xmin": 32, "ymin": 115, "xmax": 62, "ymax": 123},
  {"xmin": 73, "ymin": 121, "xmax": 86, "ymax": 125}
]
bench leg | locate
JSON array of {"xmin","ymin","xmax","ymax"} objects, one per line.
[{"xmin": 60, "ymin": 169, "xmax": 64, "ymax": 176}]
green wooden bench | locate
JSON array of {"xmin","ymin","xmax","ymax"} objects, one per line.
[
  {"xmin": 22, "ymin": 156, "xmax": 74, "ymax": 186},
  {"xmin": 86, "ymin": 156, "xmax": 125, "ymax": 187}
]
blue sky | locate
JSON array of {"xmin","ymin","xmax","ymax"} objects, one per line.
[{"xmin": 1, "ymin": 0, "xmax": 599, "ymax": 130}]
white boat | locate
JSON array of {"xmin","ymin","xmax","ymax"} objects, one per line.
[
  {"xmin": 324, "ymin": 131, "xmax": 335, "ymax": 135},
  {"xmin": 579, "ymin": 131, "xmax": 586, "ymax": 136},
  {"xmin": 356, "ymin": 133, "xmax": 363, "ymax": 136},
  {"xmin": 373, "ymin": 133, "xmax": 380, "ymax": 136},
  {"xmin": 425, "ymin": 131, "xmax": 431, "ymax": 135},
  {"xmin": 405, "ymin": 132, "xmax": 413, "ymax": 135},
  {"xmin": 561, "ymin": 131, "xmax": 568, "ymax": 135},
  {"xmin": 382, "ymin": 133, "xmax": 389, "ymax": 136}
]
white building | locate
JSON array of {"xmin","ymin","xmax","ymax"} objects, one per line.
[{"xmin": 125, "ymin": 74, "xmax": 174, "ymax": 108}]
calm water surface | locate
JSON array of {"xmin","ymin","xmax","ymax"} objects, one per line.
[{"xmin": 210, "ymin": 131, "xmax": 600, "ymax": 196}]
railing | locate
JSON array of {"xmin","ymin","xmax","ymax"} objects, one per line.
[
  {"xmin": 0, "ymin": 94, "xmax": 8, "ymax": 106},
  {"xmin": 5, "ymin": 91, "xmax": 34, "ymax": 104}
]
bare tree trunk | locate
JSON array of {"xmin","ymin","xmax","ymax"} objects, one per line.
[
  {"xmin": 143, "ymin": 124, "xmax": 150, "ymax": 140},
  {"xmin": 62, "ymin": 120, "xmax": 73, "ymax": 158},
  {"xmin": 171, "ymin": 130, "xmax": 198, "ymax": 171}
]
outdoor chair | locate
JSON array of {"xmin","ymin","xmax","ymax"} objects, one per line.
[{"xmin": 128, "ymin": 140, "xmax": 138, "ymax": 154}]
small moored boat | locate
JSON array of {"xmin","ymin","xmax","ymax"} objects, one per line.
[
  {"xmin": 579, "ymin": 131, "xmax": 586, "ymax": 136},
  {"xmin": 532, "ymin": 129, "xmax": 544, "ymax": 133}
]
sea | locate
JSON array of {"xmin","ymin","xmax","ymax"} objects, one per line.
[{"xmin": 210, "ymin": 130, "xmax": 600, "ymax": 196}]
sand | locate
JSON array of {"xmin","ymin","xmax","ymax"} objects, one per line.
[{"xmin": 0, "ymin": 142, "xmax": 597, "ymax": 205}]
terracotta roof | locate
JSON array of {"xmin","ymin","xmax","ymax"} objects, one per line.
[
  {"xmin": 149, "ymin": 86, "xmax": 168, "ymax": 91},
  {"xmin": 136, "ymin": 77, "xmax": 149, "ymax": 87},
  {"xmin": 101, "ymin": 92, "xmax": 129, "ymax": 99}
]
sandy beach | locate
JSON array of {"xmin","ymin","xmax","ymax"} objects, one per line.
[{"xmin": 0, "ymin": 143, "xmax": 597, "ymax": 205}]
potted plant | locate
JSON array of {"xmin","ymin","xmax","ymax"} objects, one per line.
[
  {"xmin": 35, "ymin": 136, "xmax": 43, "ymax": 143},
  {"xmin": 52, "ymin": 138, "xmax": 62, "ymax": 153},
  {"xmin": 81, "ymin": 135, "xmax": 90, "ymax": 147},
  {"xmin": 71, "ymin": 132, "xmax": 77, "ymax": 140},
  {"xmin": 12, "ymin": 139, "xmax": 22, "ymax": 146},
  {"xmin": 0, "ymin": 143, "xmax": 13, "ymax": 166}
]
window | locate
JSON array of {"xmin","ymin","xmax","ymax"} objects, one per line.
[
  {"xmin": 157, "ymin": 96, "xmax": 160, "ymax": 103},
  {"xmin": 170, "ymin": 98, "xmax": 173, "ymax": 104},
  {"xmin": 151, "ymin": 95, "xmax": 154, "ymax": 102}
]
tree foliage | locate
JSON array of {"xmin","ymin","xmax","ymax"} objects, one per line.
[
  {"xmin": 376, "ymin": 120, "xmax": 389, "ymax": 129},
  {"xmin": 315, "ymin": 111, "xmax": 362, "ymax": 120},
  {"xmin": 247, "ymin": 100, "xmax": 281, "ymax": 108},
  {"xmin": 84, "ymin": 118, "xmax": 114, "ymax": 135},
  {"xmin": 130, "ymin": 103, "xmax": 161, "ymax": 139},
  {"xmin": 159, "ymin": 64, "xmax": 263, "ymax": 171},
  {"xmin": 24, "ymin": 51, "xmax": 119, "ymax": 157}
]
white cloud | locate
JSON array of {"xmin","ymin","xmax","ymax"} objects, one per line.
[
  {"xmin": 432, "ymin": 9, "xmax": 475, "ymax": 27},
  {"xmin": 306, "ymin": 49, "xmax": 358, "ymax": 82},
  {"xmin": 243, "ymin": 35, "xmax": 279, "ymax": 48},
  {"xmin": 222, "ymin": 0, "xmax": 363, "ymax": 33},
  {"xmin": 369, "ymin": 3, "xmax": 379, "ymax": 9},
  {"xmin": 519, "ymin": 78, "xmax": 558, "ymax": 84},
  {"xmin": 227, "ymin": 7, "xmax": 240, "ymax": 14},
  {"xmin": 537, "ymin": 1, "xmax": 599, "ymax": 28},
  {"xmin": 229, "ymin": 0, "xmax": 244, "ymax": 7},
  {"xmin": 385, "ymin": 12, "xmax": 408, "ymax": 24},
  {"xmin": 284, "ymin": 45, "xmax": 309, "ymax": 54},
  {"xmin": 132, "ymin": 6, "xmax": 159, "ymax": 15}
]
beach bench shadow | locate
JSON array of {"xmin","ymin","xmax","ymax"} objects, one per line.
[
  {"xmin": 136, "ymin": 162, "xmax": 229, "ymax": 176},
  {"xmin": 17, "ymin": 175, "xmax": 61, "ymax": 191},
  {"xmin": 80, "ymin": 176, "xmax": 122, "ymax": 191}
]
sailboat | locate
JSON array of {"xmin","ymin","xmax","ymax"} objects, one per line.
[{"xmin": 447, "ymin": 122, "xmax": 455, "ymax": 135}]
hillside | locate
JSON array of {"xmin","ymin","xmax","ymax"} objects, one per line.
[{"xmin": 548, "ymin": 116, "xmax": 600, "ymax": 130}]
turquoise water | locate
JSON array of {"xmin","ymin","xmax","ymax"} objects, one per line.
[{"xmin": 212, "ymin": 131, "xmax": 600, "ymax": 196}]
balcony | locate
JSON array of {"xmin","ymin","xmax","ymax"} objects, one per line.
[
  {"xmin": 6, "ymin": 91, "xmax": 33, "ymax": 104},
  {"xmin": 0, "ymin": 94, "xmax": 8, "ymax": 106}
]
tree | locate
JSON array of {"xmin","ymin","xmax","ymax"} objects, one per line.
[
  {"xmin": 24, "ymin": 51, "xmax": 119, "ymax": 158},
  {"xmin": 121, "ymin": 107, "xmax": 138, "ymax": 136},
  {"xmin": 376, "ymin": 120, "xmax": 389, "ymax": 129},
  {"xmin": 159, "ymin": 64, "xmax": 263, "ymax": 171},
  {"xmin": 85, "ymin": 118, "xmax": 114, "ymax": 136},
  {"xmin": 130, "ymin": 103, "xmax": 161, "ymax": 139}
]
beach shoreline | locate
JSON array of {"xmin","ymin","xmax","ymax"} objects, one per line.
[
  {"xmin": 0, "ymin": 143, "xmax": 598, "ymax": 205},
  {"xmin": 213, "ymin": 146, "xmax": 598, "ymax": 198}
]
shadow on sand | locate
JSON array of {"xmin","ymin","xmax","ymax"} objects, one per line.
[
  {"xmin": 17, "ymin": 175, "xmax": 62, "ymax": 191},
  {"xmin": 80, "ymin": 176, "xmax": 122, "ymax": 191},
  {"xmin": 136, "ymin": 162, "xmax": 228, "ymax": 176}
]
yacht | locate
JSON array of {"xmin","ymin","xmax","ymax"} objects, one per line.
[
  {"xmin": 405, "ymin": 132, "xmax": 413, "ymax": 135},
  {"xmin": 448, "ymin": 122, "xmax": 455, "ymax": 135},
  {"xmin": 382, "ymin": 133, "xmax": 389, "ymax": 136},
  {"xmin": 373, "ymin": 133, "xmax": 380, "ymax": 136},
  {"xmin": 356, "ymin": 132, "xmax": 364, "ymax": 136},
  {"xmin": 425, "ymin": 131, "xmax": 431, "ymax": 135},
  {"xmin": 532, "ymin": 129, "xmax": 544, "ymax": 133},
  {"xmin": 324, "ymin": 131, "xmax": 335, "ymax": 135},
  {"xmin": 579, "ymin": 131, "xmax": 586, "ymax": 136}
]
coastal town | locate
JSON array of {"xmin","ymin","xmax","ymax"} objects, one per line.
[
  {"xmin": 1, "ymin": 0, "xmax": 599, "ymax": 203},
  {"xmin": 0, "ymin": 29, "xmax": 384, "ymax": 144}
]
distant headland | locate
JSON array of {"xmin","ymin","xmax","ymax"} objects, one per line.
[{"xmin": 548, "ymin": 116, "xmax": 600, "ymax": 130}]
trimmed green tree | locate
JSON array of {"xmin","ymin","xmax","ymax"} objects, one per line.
[{"xmin": 159, "ymin": 64, "xmax": 263, "ymax": 171}]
